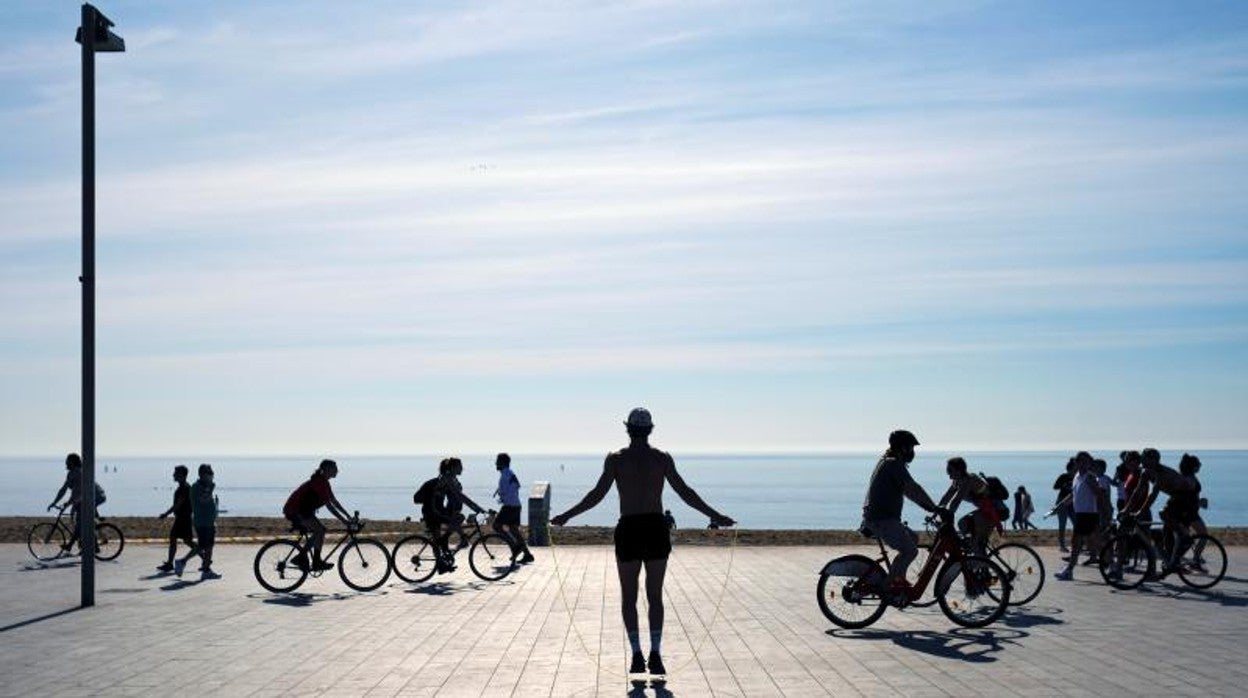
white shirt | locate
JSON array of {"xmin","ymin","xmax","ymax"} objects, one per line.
[{"xmin": 1071, "ymin": 471, "xmax": 1099, "ymax": 514}]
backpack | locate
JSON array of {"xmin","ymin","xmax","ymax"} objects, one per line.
[
  {"xmin": 94, "ymin": 483, "xmax": 106, "ymax": 505},
  {"xmin": 413, "ymin": 478, "xmax": 438, "ymax": 507},
  {"xmin": 981, "ymin": 473, "xmax": 1009, "ymax": 502}
]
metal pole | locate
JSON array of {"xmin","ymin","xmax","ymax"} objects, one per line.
[{"xmin": 80, "ymin": 2, "xmax": 97, "ymax": 608}]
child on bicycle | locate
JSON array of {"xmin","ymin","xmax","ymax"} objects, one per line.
[{"xmin": 282, "ymin": 460, "xmax": 354, "ymax": 572}]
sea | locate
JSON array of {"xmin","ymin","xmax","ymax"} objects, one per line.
[{"xmin": 2, "ymin": 451, "xmax": 1244, "ymax": 530}]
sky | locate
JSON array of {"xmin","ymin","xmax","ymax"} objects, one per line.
[{"xmin": 1, "ymin": 1, "xmax": 1246, "ymax": 456}]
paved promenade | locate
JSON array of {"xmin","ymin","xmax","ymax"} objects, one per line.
[{"xmin": 1, "ymin": 541, "xmax": 1245, "ymax": 697}]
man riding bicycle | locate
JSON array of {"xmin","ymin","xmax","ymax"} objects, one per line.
[
  {"xmin": 861, "ymin": 430, "xmax": 947, "ymax": 600},
  {"xmin": 47, "ymin": 453, "xmax": 105, "ymax": 554},
  {"xmin": 415, "ymin": 457, "xmax": 485, "ymax": 574},
  {"xmin": 282, "ymin": 460, "xmax": 353, "ymax": 572}
]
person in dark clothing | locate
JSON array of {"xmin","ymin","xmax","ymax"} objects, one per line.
[
  {"xmin": 417, "ymin": 457, "xmax": 485, "ymax": 573},
  {"xmin": 1052, "ymin": 460, "xmax": 1076, "ymax": 552},
  {"xmin": 552, "ymin": 408, "xmax": 734, "ymax": 677},
  {"xmin": 47, "ymin": 453, "xmax": 85, "ymax": 554},
  {"xmin": 282, "ymin": 459, "xmax": 353, "ymax": 572},
  {"xmin": 158, "ymin": 465, "xmax": 197, "ymax": 575}
]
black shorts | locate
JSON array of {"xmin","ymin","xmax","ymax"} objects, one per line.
[
  {"xmin": 1073, "ymin": 512, "xmax": 1099, "ymax": 536},
  {"xmin": 495, "ymin": 505, "xmax": 521, "ymax": 528},
  {"xmin": 170, "ymin": 518, "xmax": 194, "ymax": 544},
  {"xmin": 614, "ymin": 513, "xmax": 671, "ymax": 562}
]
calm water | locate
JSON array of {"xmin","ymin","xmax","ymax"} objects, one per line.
[{"xmin": 2, "ymin": 451, "xmax": 1244, "ymax": 529}]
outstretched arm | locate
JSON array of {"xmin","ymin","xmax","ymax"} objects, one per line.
[
  {"xmin": 904, "ymin": 481, "xmax": 940, "ymax": 513},
  {"xmin": 551, "ymin": 461, "xmax": 615, "ymax": 525},
  {"xmin": 666, "ymin": 465, "xmax": 733, "ymax": 526},
  {"xmin": 459, "ymin": 491, "xmax": 486, "ymax": 515}
]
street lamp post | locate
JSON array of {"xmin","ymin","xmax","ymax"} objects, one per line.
[{"xmin": 76, "ymin": 2, "xmax": 124, "ymax": 608}]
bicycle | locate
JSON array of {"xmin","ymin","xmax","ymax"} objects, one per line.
[
  {"xmin": 908, "ymin": 524, "xmax": 1044, "ymax": 607},
  {"xmin": 391, "ymin": 510, "xmax": 517, "ymax": 583},
  {"xmin": 253, "ymin": 512, "xmax": 391, "ymax": 593},
  {"xmin": 27, "ymin": 504, "xmax": 125, "ymax": 562},
  {"xmin": 818, "ymin": 514, "xmax": 1011, "ymax": 629},
  {"xmin": 1098, "ymin": 514, "xmax": 1227, "ymax": 590}
]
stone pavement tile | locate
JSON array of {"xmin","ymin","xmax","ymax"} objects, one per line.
[{"xmin": 2, "ymin": 542, "xmax": 1247, "ymax": 697}]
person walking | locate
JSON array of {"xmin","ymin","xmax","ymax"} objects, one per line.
[
  {"xmin": 1018, "ymin": 486, "xmax": 1037, "ymax": 530},
  {"xmin": 158, "ymin": 465, "xmax": 199, "ymax": 576},
  {"xmin": 1055, "ymin": 452, "xmax": 1102, "ymax": 581},
  {"xmin": 190, "ymin": 464, "xmax": 220, "ymax": 579},
  {"xmin": 493, "ymin": 453, "xmax": 535, "ymax": 564},
  {"xmin": 551, "ymin": 408, "xmax": 735, "ymax": 677},
  {"xmin": 1052, "ymin": 460, "xmax": 1076, "ymax": 552}
]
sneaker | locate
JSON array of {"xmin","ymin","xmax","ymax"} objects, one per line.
[
  {"xmin": 1059, "ymin": 545, "xmax": 1070, "ymax": 553},
  {"xmin": 157, "ymin": 561, "xmax": 174, "ymax": 573},
  {"xmin": 174, "ymin": 559, "xmax": 186, "ymax": 577},
  {"xmin": 518, "ymin": 552, "xmax": 535, "ymax": 564},
  {"xmin": 647, "ymin": 652, "xmax": 666, "ymax": 676},
  {"xmin": 201, "ymin": 569, "xmax": 222, "ymax": 580},
  {"xmin": 629, "ymin": 651, "xmax": 646, "ymax": 674},
  {"xmin": 1081, "ymin": 557, "xmax": 1099, "ymax": 566},
  {"xmin": 1054, "ymin": 568, "xmax": 1073, "ymax": 581},
  {"xmin": 291, "ymin": 553, "xmax": 310, "ymax": 572},
  {"xmin": 312, "ymin": 559, "xmax": 334, "ymax": 572},
  {"xmin": 1060, "ymin": 556, "xmax": 1072, "ymax": 563}
]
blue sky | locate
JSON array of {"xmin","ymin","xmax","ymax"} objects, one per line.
[{"xmin": 1, "ymin": 1, "xmax": 1246, "ymax": 455}]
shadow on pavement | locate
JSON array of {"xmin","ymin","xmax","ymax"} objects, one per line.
[
  {"xmin": 628, "ymin": 678, "xmax": 675, "ymax": 697},
  {"xmin": 999, "ymin": 605, "xmax": 1065, "ymax": 628},
  {"xmin": 828, "ymin": 627, "xmax": 1028, "ymax": 662},
  {"xmin": 0, "ymin": 606, "xmax": 81, "ymax": 633},
  {"xmin": 246, "ymin": 591, "xmax": 365, "ymax": 606},
  {"xmin": 18, "ymin": 559, "xmax": 82, "ymax": 572}
]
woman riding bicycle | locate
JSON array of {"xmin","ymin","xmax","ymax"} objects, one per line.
[
  {"xmin": 937, "ymin": 457, "xmax": 1001, "ymax": 557},
  {"xmin": 282, "ymin": 459, "xmax": 354, "ymax": 572},
  {"xmin": 417, "ymin": 457, "xmax": 485, "ymax": 574}
]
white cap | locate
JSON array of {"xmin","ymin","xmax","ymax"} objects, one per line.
[{"xmin": 625, "ymin": 407, "xmax": 653, "ymax": 428}]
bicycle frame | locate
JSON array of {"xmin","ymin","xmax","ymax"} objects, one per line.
[{"xmin": 871, "ymin": 521, "xmax": 964, "ymax": 601}]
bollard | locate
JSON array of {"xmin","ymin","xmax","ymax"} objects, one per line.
[{"xmin": 528, "ymin": 481, "xmax": 550, "ymax": 546}]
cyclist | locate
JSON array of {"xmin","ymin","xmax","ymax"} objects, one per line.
[
  {"xmin": 282, "ymin": 459, "xmax": 353, "ymax": 572},
  {"xmin": 859, "ymin": 430, "xmax": 946, "ymax": 602},
  {"xmin": 416, "ymin": 458, "xmax": 485, "ymax": 573},
  {"xmin": 1157, "ymin": 453, "xmax": 1204, "ymax": 574},
  {"xmin": 552, "ymin": 408, "xmax": 735, "ymax": 677},
  {"xmin": 937, "ymin": 457, "xmax": 999, "ymax": 556},
  {"xmin": 1120, "ymin": 450, "xmax": 1153, "ymax": 523},
  {"xmin": 493, "ymin": 453, "xmax": 535, "ymax": 564},
  {"xmin": 157, "ymin": 465, "xmax": 198, "ymax": 575},
  {"xmin": 47, "ymin": 453, "xmax": 86, "ymax": 554}
]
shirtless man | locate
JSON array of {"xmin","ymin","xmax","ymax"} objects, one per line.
[{"xmin": 551, "ymin": 408, "xmax": 735, "ymax": 677}]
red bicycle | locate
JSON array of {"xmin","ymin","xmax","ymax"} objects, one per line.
[{"xmin": 817, "ymin": 514, "xmax": 1011, "ymax": 628}]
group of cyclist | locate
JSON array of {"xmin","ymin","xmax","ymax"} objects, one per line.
[
  {"xmin": 1050, "ymin": 448, "xmax": 1208, "ymax": 582},
  {"xmin": 280, "ymin": 455, "xmax": 536, "ymax": 575}
]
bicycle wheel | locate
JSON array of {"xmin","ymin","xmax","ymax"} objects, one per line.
[
  {"xmin": 816, "ymin": 554, "xmax": 888, "ymax": 629},
  {"xmin": 1176, "ymin": 534, "xmax": 1227, "ymax": 589},
  {"xmin": 391, "ymin": 534, "xmax": 439, "ymax": 583},
  {"xmin": 254, "ymin": 539, "xmax": 308, "ymax": 593},
  {"xmin": 27, "ymin": 522, "xmax": 66, "ymax": 561},
  {"xmin": 469, "ymin": 534, "xmax": 516, "ymax": 581},
  {"xmin": 338, "ymin": 538, "xmax": 392, "ymax": 592},
  {"xmin": 993, "ymin": 543, "xmax": 1044, "ymax": 606},
  {"xmin": 935, "ymin": 555, "xmax": 1010, "ymax": 628},
  {"xmin": 907, "ymin": 544, "xmax": 938, "ymax": 607},
  {"xmin": 94, "ymin": 522, "xmax": 125, "ymax": 561},
  {"xmin": 1098, "ymin": 533, "xmax": 1153, "ymax": 590}
]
